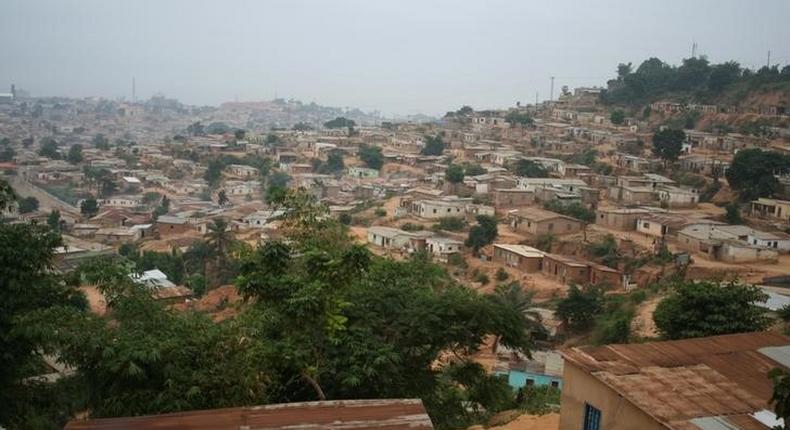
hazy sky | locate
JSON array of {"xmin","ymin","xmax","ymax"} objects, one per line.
[{"xmin": 1, "ymin": 0, "xmax": 789, "ymax": 116}]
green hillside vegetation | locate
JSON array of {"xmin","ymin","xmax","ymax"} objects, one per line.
[{"xmin": 602, "ymin": 56, "xmax": 790, "ymax": 107}]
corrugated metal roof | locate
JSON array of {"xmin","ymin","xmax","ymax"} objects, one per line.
[
  {"xmin": 690, "ymin": 416, "xmax": 741, "ymax": 430},
  {"xmin": 758, "ymin": 345, "xmax": 790, "ymax": 367},
  {"xmin": 561, "ymin": 332, "xmax": 789, "ymax": 430},
  {"xmin": 64, "ymin": 399, "xmax": 434, "ymax": 430}
]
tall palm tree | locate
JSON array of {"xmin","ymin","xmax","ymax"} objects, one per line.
[
  {"xmin": 205, "ymin": 218, "xmax": 235, "ymax": 287},
  {"xmin": 206, "ymin": 218, "xmax": 232, "ymax": 256},
  {"xmin": 489, "ymin": 282, "xmax": 545, "ymax": 354}
]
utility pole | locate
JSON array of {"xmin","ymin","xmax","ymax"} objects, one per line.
[
  {"xmin": 132, "ymin": 77, "xmax": 136, "ymax": 103},
  {"xmin": 549, "ymin": 76, "xmax": 555, "ymax": 102},
  {"xmin": 535, "ymin": 91, "xmax": 539, "ymax": 109},
  {"xmin": 767, "ymin": 50, "xmax": 772, "ymax": 68},
  {"xmin": 691, "ymin": 41, "xmax": 697, "ymax": 59}
]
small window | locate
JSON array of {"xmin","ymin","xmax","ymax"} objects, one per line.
[
  {"xmin": 525, "ymin": 379, "xmax": 534, "ymax": 386},
  {"xmin": 583, "ymin": 404, "xmax": 601, "ymax": 430},
  {"xmin": 550, "ymin": 381, "xmax": 559, "ymax": 388},
  {"xmin": 643, "ymin": 222, "xmax": 650, "ymax": 228}
]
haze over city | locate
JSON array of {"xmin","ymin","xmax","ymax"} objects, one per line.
[{"xmin": 2, "ymin": 0, "xmax": 790, "ymax": 115}]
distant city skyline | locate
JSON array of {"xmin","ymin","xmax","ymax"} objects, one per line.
[{"xmin": 1, "ymin": 0, "xmax": 789, "ymax": 116}]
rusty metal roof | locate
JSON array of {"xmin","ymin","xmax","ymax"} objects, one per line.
[
  {"xmin": 64, "ymin": 399, "xmax": 434, "ymax": 430},
  {"xmin": 561, "ymin": 332, "xmax": 790, "ymax": 430}
]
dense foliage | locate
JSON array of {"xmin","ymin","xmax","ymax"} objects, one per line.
[
  {"xmin": 725, "ymin": 149, "xmax": 790, "ymax": 201},
  {"xmin": 511, "ymin": 159, "xmax": 549, "ymax": 178},
  {"xmin": 543, "ymin": 200, "xmax": 595, "ymax": 223},
  {"xmin": 653, "ymin": 280, "xmax": 770, "ymax": 340},
  {"xmin": 603, "ymin": 56, "xmax": 790, "ymax": 106},
  {"xmin": 651, "ymin": 128, "xmax": 685, "ymax": 162},
  {"xmin": 465, "ymin": 215, "xmax": 498, "ymax": 252},
  {"xmin": 556, "ymin": 284, "xmax": 604, "ymax": 331},
  {"xmin": 505, "ymin": 111, "xmax": 533, "ymax": 127},
  {"xmin": 1, "ymin": 184, "xmax": 545, "ymax": 429},
  {"xmin": 323, "ymin": 117, "xmax": 356, "ymax": 129},
  {"xmin": 445, "ymin": 164, "xmax": 465, "ymax": 184},
  {"xmin": 0, "ymin": 199, "xmax": 88, "ymax": 426},
  {"xmin": 358, "ymin": 144, "xmax": 384, "ymax": 170},
  {"xmin": 421, "ymin": 135, "xmax": 446, "ymax": 156}
]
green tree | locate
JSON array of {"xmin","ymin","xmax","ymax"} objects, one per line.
[
  {"xmin": 0, "ymin": 221, "xmax": 87, "ymax": 426},
  {"xmin": 186, "ymin": 274, "xmax": 207, "ymax": 297},
  {"xmin": 544, "ymin": 200, "xmax": 595, "ymax": 224},
  {"xmin": 338, "ymin": 213, "xmax": 352, "ymax": 225},
  {"xmin": 324, "ymin": 150, "xmax": 345, "ymax": 173},
  {"xmin": 609, "ymin": 109, "xmax": 626, "ymax": 125},
  {"xmin": 586, "ymin": 234, "xmax": 620, "ymax": 268},
  {"xmin": 47, "ymin": 209, "xmax": 61, "ymax": 231},
  {"xmin": 725, "ymin": 149, "xmax": 790, "ymax": 201},
  {"xmin": 512, "ymin": 159, "xmax": 549, "ymax": 178},
  {"xmin": 556, "ymin": 284, "xmax": 604, "ymax": 332},
  {"xmin": 505, "ymin": 111, "xmax": 533, "ymax": 127},
  {"xmin": 463, "ymin": 164, "xmax": 486, "ymax": 176},
  {"xmin": 0, "ymin": 179, "xmax": 14, "ymax": 212},
  {"xmin": 66, "ymin": 144, "xmax": 83, "ymax": 164},
  {"xmin": 653, "ymin": 280, "xmax": 770, "ymax": 340},
  {"xmin": 324, "ymin": 117, "xmax": 356, "ymax": 129},
  {"xmin": 265, "ymin": 171, "xmax": 291, "ymax": 204},
  {"xmin": 204, "ymin": 159, "xmax": 224, "ymax": 188},
  {"xmin": 292, "ymin": 122, "xmax": 313, "ymax": 131},
  {"xmin": 652, "ymin": 128, "xmax": 685, "ymax": 162},
  {"xmin": 18, "ymin": 196, "xmax": 39, "ymax": 214},
  {"xmin": 358, "ymin": 144, "xmax": 383, "ymax": 170},
  {"xmin": 421, "ymin": 135, "xmax": 445, "ymax": 156},
  {"xmin": 217, "ymin": 190, "xmax": 229, "ymax": 206},
  {"xmin": 206, "ymin": 122, "xmax": 231, "ymax": 135},
  {"xmin": 235, "ymin": 239, "xmax": 534, "ymax": 428},
  {"xmin": 234, "ymin": 129, "xmax": 246, "ymax": 140},
  {"xmin": 154, "ymin": 195, "xmax": 170, "ymax": 217},
  {"xmin": 724, "ymin": 202, "xmax": 743, "ymax": 224},
  {"xmin": 486, "ymin": 282, "xmax": 545, "ymax": 352},
  {"xmin": 708, "ymin": 61, "xmax": 742, "ymax": 91},
  {"xmin": 445, "ymin": 164, "xmax": 465, "ymax": 184},
  {"xmin": 0, "ymin": 145, "xmax": 15, "ymax": 162},
  {"xmin": 465, "ymin": 215, "xmax": 498, "ymax": 252},
  {"xmin": 435, "ymin": 217, "xmax": 466, "ymax": 232},
  {"xmin": 187, "ymin": 121, "xmax": 205, "ymax": 136},
  {"xmin": 21, "ymin": 276, "xmax": 267, "ymax": 419},
  {"xmin": 92, "ymin": 133, "xmax": 110, "ymax": 150},
  {"xmin": 770, "ymin": 368, "xmax": 790, "ymax": 426},
  {"xmin": 38, "ymin": 137, "xmax": 60, "ymax": 159},
  {"xmin": 80, "ymin": 197, "xmax": 99, "ymax": 218},
  {"xmin": 206, "ymin": 218, "xmax": 238, "ymax": 287},
  {"xmin": 457, "ymin": 105, "xmax": 474, "ymax": 115}
]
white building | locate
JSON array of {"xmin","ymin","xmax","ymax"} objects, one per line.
[{"xmin": 426, "ymin": 237, "xmax": 463, "ymax": 261}]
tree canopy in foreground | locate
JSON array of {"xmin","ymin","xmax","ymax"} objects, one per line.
[{"xmin": 2, "ymin": 185, "xmax": 542, "ymax": 429}]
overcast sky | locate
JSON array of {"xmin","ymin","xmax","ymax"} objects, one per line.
[{"xmin": 1, "ymin": 0, "xmax": 789, "ymax": 116}]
